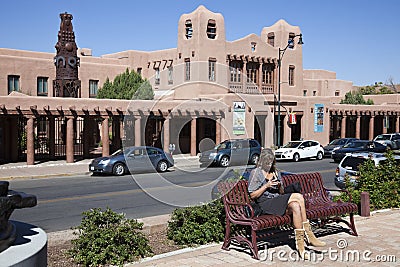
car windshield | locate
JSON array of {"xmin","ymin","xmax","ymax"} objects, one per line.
[
  {"xmin": 375, "ymin": 135, "xmax": 390, "ymax": 141},
  {"xmin": 342, "ymin": 157, "xmax": 366, "ymax": 171},
  {"xmin": 329, "ymin": 139, "xmax": 343, "ymax": 145},
  {"xmin": 343, "ymin": 141, "xmax": 366, "ymax": 148},
  {"xmin": 283, "ymin": 141, "xmax": 301, "ymax": 148},
  {"xmin": 112, "ymin": 148, "xmax": 133, "ymax": 156},
  {"xmin": 215, "ymin": 142, "xmax": 231, "ymax": 150}
]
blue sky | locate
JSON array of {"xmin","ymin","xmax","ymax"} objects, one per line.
[{"xmin": 1, "ymin": 0, "xmax": 399, "ymax": 86}]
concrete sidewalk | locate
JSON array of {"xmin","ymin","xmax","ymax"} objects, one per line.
[
  {"xmin": 130, "ymin": 209, "xmax": 400, "ymax": 266},
  {"xmin": 0, "ymin": 154, "xmax": 200, "ymax": 180}
]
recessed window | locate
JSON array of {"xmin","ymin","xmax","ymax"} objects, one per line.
[
  {"xmin": 89, "ymin": 80, "xmax": 98, "ymax": 98},
  {"xmin": 246, "ymin": 62, "xmax": 259, "ymax": 83},
  {"xmin": 288, "ymin": 32, "xmax": 296, "ymax": 49},
  {"xmin": 136, "ymin": 68, "xmax": 142, "ymax": 76},
  {"xmin": 207, "ymin": 19, "xmax": 216, "ymax": 39},
  {"xmin": 313, "ymin": 91, "xmax": 317, "ymax": 96},
  {"xmin": 208, "ymin": 58, "xmax": 216, "ymax": 82},
  {"xmin": 8, "ymin": 75, "xmax": 20, "ymax": 94},
  {"xmin": 251, "ymin": 42, "xmax": 256, "ymax": 52},
  {"xmin": 168, "ymin": 66, "xmax": 173, "ymax": 85},
  {"xmin": 267, "ymin": 32, "xmax": 275, "ymax": 47},
  {"xmin": 154, "ymin": 68, "xmax": 160, "ymax": 85},
  {"xmin": 303, "ymin": 90, "xmax": 307, "ymax": 96},
  {"xmin": 185, "ymin": 20, "xmax": 193, "ymax": 39},
  {"xmin": 289, "ymin": 65, "xmax": 295, "ymax": 86},
  {"xmin": 184, "ymin": 58, "xmax": 190, "ymax": 81},
  {"xmin": 335, "ymin": 91, "xmax": 340, "ymax": 96},
  {"xmin": 229, "ymin": 61, "xmax": 242, "ymax": 83},
  {"xmin": 37, "ymin": 77, "xmax": 48, "ymax": 96},
  {"xmin": 262, "ymin": 64, "xmax": 274, "ymax": 84}
]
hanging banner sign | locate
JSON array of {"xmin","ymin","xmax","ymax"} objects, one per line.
[
  {"xmin": 233, "ymin": 101, "xmax": 246, "ymax": 135},
  {"xmin": 314, "ymin": 104, "xmax": 324, "ymax": 132},
  {"xmin": 288, "ymin": 113, "xmax": 297, "ymax": 124}
]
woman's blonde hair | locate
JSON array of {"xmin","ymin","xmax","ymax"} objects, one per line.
[{"xmin": 256, "ymin": 148, "xmax": 276, "ymax": 173}]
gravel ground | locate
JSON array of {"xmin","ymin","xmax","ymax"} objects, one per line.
[{"xmin": 47, "ymin": 229, "xmax": 182, "ymax": 267}]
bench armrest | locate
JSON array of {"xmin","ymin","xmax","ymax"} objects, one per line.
[{"xmin": 224, "ymin": 199, "xmax": 254, "ymax": 219}]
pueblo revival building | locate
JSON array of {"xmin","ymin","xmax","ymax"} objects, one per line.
[{"xmin": 0, "ymin": 6, "xmax": 399, "ymax": 164}]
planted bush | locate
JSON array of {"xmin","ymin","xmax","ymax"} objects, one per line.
[
  {"xmin": 167, "ymin": 199, "xmax": 226, "ymax": 246},
  {"xmin": 69, "ymin": 207, "xmax": 152, "ymax": 266},
  {"xmin": 337, "ymin": 151, "xmax": 400, "ymax": 210}
]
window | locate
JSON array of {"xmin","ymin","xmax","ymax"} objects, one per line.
[
  {"xmin": 251, "ymin": 42, "xmax": 256, "ymax": 52},
  {"xmin": 289, "ymin": 65, "xmax": 295, "ymax": 86},
  {"xmin": 168, "ymin": 66, "xmax": 173, "ymax": 84},
  {"xmin": 288, "ymin": 32, "xmax": 296, "ymax": 49},
  {"xmin": 335, "ymin": 90, "xmax": 340, "ymax": 96},
  {"xmin": 206, "ymin": 19, "xmax": 216, "ymax": 39},
  {"xmin": 303, "ymin": 90, "xmax": 307, "ymax": 96},
  {"xmin": 154, "ymin": 68, "xmax": 160, "ymax": 85},
  {"xmin": 89, "ymin": 80, "xmax": 98, "ymax": 98},
  {"xmin": 137, "ymin": 68, "xmax": 142, "ymax": 76},
  {"xmin": 229, "ymin": 61, "xmax": 242, "ymax": 83},
  {"xmin": 185, "ymin": 20, "xmax": 193, "ymax": 39},
  {"xmin": 37, "ymin": 77, "xmax": 48, "ymax": 96},
  {"xmin": 313, "ymin": 91, "xmax": 317, "ymax": 96},
  {"xmin": 208, "ymin": 59, "xmax": 216, "ymax": 81},
  {"xmin": 184, "ymin": 58, "xmax": 190, "ymax": 81},
  {"xmin": 267, "ymin": 32, "xmax": 275, "ymax": 47},
  {"xmin": 262, "ymin": 64, "xmax": 274, "ymax": 84},
  {"xmin": 246, "ymin": 62, "xmax": 258, "ymax": 83},
  {"xmin": 8, "ymin": 75, "xmax": 20, "ymax": 94}
]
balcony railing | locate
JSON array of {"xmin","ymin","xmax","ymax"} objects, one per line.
[{"xmin": 228, "ymin": 82, "xmax": 274, "ymax": 94}]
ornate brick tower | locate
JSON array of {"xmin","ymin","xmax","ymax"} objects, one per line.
[{"xmin": 53, "ymin": 12, "xmax": 81, "ymax": 97}]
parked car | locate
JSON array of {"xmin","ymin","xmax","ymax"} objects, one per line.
[
  {"xmin": 334, "ymin": 152, "xmax": 400, "ymax": 189},
  {"xmin": 373, "ymin": 133, "xmax": 400, "ymax": 150},
  {"xmin": 211, "ymin": 166, "xmax": 293, "ymax": 199},
  {"xmin": 198, "ymin": 139, "xmax": 261, "ymax": 167},
  {"xmin": 331, "ymin": 140, "xmax": 387, "ymax": 163},
  {"xmin": 89, "ymin": 146, "xmax": 174, "ymax": 176},
  {"xmin": 275, "ymin": 140, "xmax": 324, "ymax": 162},
  {"xmin": 323, "ymin": 138, "xmax": 359, "ymax": 157}
]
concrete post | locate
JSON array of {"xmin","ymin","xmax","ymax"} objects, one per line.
[
  {"xmin": 341, "ymin": 115, "xmax": 346, "ymax": 138},
  {"xmin": 66, "ymin": 116, "xmax": 74, "ymax": 163},
  {"xmin": 135, "ymin": 117, "xmax": 141, "ymax": 146},
  {"xmin": 26, "ymin": 116, "xmax": 35, "ymax": 165},
  {"xmin": 355, "ymin": 114, "xmax": 361, "ymax": 139},
  {"xmin": 190, "ymin": 118, "xmax": 197, "ymax": 156},
  {"xmin": 102, "ymin": 117, "xmax": 110, "ymax": 157},
  {"xmin": 215, "ymin": 118, "xmax": 221, "ymax": 145},
  {"xmin": 163, "ymin": 118, "xmax": 170, "ymax": 152},
  {"xmin": 369, "ymin": 115, "xmax": 375, "ymax": 140}
]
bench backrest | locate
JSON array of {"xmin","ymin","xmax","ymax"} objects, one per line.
[
  {"xmin": 282, "ymin": 172, "xmax": 331, "ymax": 208},
  {"xmin": 218, "ymin": 180, "xmax": 250, "ymax": 220}
]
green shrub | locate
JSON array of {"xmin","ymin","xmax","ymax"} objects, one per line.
[
  {"xmin": 167, "ymin": 199, "xmax": 226, "ymax": 246},
  {"xmin": 337, "ymin": 151, "xmax": 400, "ymax": 210},
  {"xmin": 69, "ymin": 207, "xmax": 152, "ymax": 266}
]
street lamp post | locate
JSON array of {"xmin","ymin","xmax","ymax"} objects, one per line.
[{"xmin": 276, "ymin": 33, "xmax": 303, "ymax": 147}]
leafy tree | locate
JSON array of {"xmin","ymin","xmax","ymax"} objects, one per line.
[
  {"xmin": 359, "ymin": 82, "xmax": 394, "ymax": 95},
  {"xmin": 340, "ymin": 91, "xmax": 374, "ymax": 105},
  {"xmin": 97, "ymin": 68, "xmax": 154, "ymax": 100}
]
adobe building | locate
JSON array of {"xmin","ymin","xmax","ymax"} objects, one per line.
[{"xmin": 0, "ymin": 6, "xmax": 399, "ymax": 164}]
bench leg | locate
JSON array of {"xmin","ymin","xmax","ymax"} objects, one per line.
[
  {"xmin": 349, "ymin": 213, "xmax": 358, "ymax": 236},
  {"xmin": 250, "ymin": 229, "xmax": 259, "ymax": 260},
  {"xmin": 221, "ymin": 219, "xmax": 231, "ymax": 251}
]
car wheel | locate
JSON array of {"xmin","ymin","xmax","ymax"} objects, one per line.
[
  {"xmin": 316, "ymin": 151, "xmax": 323, "ymax": 160},
  {"xmin": 293, "ymin": 153, "xmax": 300, "ymax": 162},
  {"xmin": 250, "ymin": 154, "xmax": 259, "ymax": 165},
  {"xmin": 112, "ymin": 163, "xmax": 126, "ymax": 176},
  {"xmin": 220, "ymin": 156, "xmax": 230, "ymax": 167},
  {"xmin": 157, "ymin": 160, "xmax": 168, "ymax": 172}
]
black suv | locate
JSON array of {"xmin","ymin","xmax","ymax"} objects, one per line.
[{"xmin": 199, "ymin": 139, "xmax": 261, "ymax": 167}]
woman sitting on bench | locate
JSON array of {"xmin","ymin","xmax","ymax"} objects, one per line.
[{"xmin": 248, "ymin": 148, "xmax": 326, "ymax": 259}]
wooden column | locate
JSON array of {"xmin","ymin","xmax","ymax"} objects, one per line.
[
  {"xmin": 163, "ymin": 118, "xmax": 170, "ymax": 152},
  {"xmin": 66, "ymin": 116, "xmax": 74, "ymax": 163},
  {"xmin": 135, "ymin": 116, "xmax": 141, "ymax": 146},
  {"xmin": 190, "ymin": 118, "xmax": 197, "ymax": 156},
  {"xmin": 341, "ymin": 114, "xmax": 347, "ymax": 138},
  {"xmin": 369, "ymin": 115, "xmax": 375, "ymax": 140},
  {"xmin": 26, "ymin": 116, "xmax": 35, "ymax": 165},
  {"xmin": 215, "ymin": 118, "xmax": 221, "ymax": 145},
  {"xmin": 355, "ymin": 114, "xmax": 361, "ymax": 139},
  {"xmin": 102, "ymin": 117, "xmax": 110, "ymax": 157},
  {"xmin": 396, "ymin": 114, "xmax": 400, "ymax": 133}
]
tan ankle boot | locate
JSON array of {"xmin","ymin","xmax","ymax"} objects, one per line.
[
  {"xmin": 303, "ymin": 220, "xmax": 326, "ymax": 247},
  {"xmin": 294, "ymin": 229, "xmax": 309, "ymax": 260}
]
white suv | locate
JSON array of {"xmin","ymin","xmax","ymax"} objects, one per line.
[
  {"xmin": 334, "ymin": 152, "xmax": 400, "ymax": 189},
  {"xmin": 373, "ymin": 133, "xmax": 400, "ymax": 150}
]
